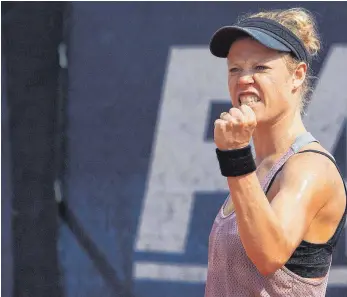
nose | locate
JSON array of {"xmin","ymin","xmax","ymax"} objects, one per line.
[{"xmin": 238, "ymin": 70, "xmax": 254, "ymax": 85}]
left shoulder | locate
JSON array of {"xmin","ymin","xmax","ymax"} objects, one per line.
[
  {"xmin": 289, "ymin": 148, "xmax": 336, "ymax": 173},
  {"xmin": 279, "ymin": 147, "xmax": 339, "ymax": 195}
]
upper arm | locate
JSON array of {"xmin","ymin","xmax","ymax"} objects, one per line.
[{"xmin": 269, "ymin": 153, "xmax": 333, "ymax": 253}]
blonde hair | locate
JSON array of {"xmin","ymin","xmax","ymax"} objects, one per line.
[{"xmin": 240, "ymin": 8, "xmax": 321, "ymax": 113}]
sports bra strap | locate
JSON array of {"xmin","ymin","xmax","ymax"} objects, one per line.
[
  {"xmin": 261, "ymin": 132, "xmax": 318, "ymax": 192},
  {"xmin": 297, "ymin": 149, "xmax": 336, "ymax": 162},
  {"xmin": 290, "ymin": 132, "xmax": 318, "ymax": 153},
  {"xmin": 298, "ymin": 149, "xmax": 346, "ymax": 247}
]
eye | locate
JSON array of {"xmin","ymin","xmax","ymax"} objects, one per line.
[
  {"xmin": 255, "ymin": 65, "xmax": 269, "ymax": 71},
  {"xmin": 229, "ymin": 67, "xmax": 240, "ymax": 74}
]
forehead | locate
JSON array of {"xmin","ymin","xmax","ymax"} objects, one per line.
[{"xmin": 227, "ymin": 38, "xmax": 282, "ymax": 63}]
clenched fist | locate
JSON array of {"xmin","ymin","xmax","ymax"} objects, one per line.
[{"xmin": 214, "ymin": 105, "xmax": 257, "ymax": 150}]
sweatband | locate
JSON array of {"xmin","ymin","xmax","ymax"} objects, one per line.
[{"xmin": 216, "ymin": 145, "xmax": 256, "ymax": 177}]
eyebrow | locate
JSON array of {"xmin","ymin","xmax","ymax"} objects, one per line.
[{"xmin": 227, "ymin": 56, "xmax": 279, "ymax": 66}]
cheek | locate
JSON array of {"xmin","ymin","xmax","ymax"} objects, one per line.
[
  {"xmin": 266, "ymin": 78, "xmax": 294, "ymax": 110},
  {"xmin": 272, "ymin": 77, "xmax": 293, "ymax": 102},
  {"xmin": 228, "ymin": 77, "xmax": 238, "ymax": 104},
  {"xmin": 259, "ymin": 75, "xmax": 288, "ymax": 99}
]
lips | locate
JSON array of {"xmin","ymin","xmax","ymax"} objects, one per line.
[{"xmin": 238, "ymin": 94, "xmax": 261, "ymax": 106}]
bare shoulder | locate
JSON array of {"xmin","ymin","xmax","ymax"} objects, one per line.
[
  {"xmin": 277, "ymin": 143, "xmax": 346, "ymax": 241},
  {"xmin": 267, "ymin": 142, "xmax": 344, "ymax": 204},
  {"xmin": 280, "ymin": 143, "xmax": 344, "ymax": 198},
  {"xmin": 285, "ymin": 149, "xmax": 335, "ymax": 181}
]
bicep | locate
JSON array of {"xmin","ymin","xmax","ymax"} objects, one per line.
[{"xmin": 269, "ymin": 159, "xmax": 329, "ymax": 250}]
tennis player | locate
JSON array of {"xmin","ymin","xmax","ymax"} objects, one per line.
[{"xmin": 205, "ymin": 7, "xmax": 346, "ymax": 297}]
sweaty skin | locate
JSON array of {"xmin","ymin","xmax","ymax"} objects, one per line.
[{"xmin": 214, "ymin": 38, "xmax": 346, "ymax": 277}]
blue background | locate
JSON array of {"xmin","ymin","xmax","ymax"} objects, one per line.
[{"xmin": 2, "ymin": 2, "xmax": 346, "ymax": 297}]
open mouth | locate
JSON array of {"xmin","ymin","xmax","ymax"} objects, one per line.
[{"xmin": 238, "ymin": 94, "xmax": 261, "ymax": 107}]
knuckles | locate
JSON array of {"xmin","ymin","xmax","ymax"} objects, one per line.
[
  {"xmin": 214, "ymin": 106, "xmax": 256, "ymax": 149},
  {"xmin": 217, "ymin": 107, "xmax": 257, "ymax": 129}
]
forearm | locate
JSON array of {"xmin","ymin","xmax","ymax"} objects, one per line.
[{"xmin": 227, "ymin": 173, "xmax": 289, "ymax": 273}]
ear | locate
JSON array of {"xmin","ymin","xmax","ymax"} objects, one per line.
[{"xmin": 292, "ymin": 62, "xmax": 307, "ymax": 90}]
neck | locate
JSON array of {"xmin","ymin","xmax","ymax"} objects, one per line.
[{"xmin": 253, "ymin": 109, "xmax": 306, "ymax": 164}]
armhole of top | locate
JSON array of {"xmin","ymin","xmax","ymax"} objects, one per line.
[
  {"xmin": 297, "ymin": 149, "xmax": 347, "ymax": 246},
  {"xmin": 265, "ymin": 164, "xmax": 285, "ymax": 195},
  {"xmin": 265, "ymin": 149, "xmax": 338, "ymax": 195}
]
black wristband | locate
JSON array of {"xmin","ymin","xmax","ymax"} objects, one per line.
[{"xmin": 216, "ymin": 145, "xmax": 256, "ymax": 177}]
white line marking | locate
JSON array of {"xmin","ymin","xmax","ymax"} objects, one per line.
[{"xmin": 134, "ymin": 262, "xmax": 347, "ymax": 286}]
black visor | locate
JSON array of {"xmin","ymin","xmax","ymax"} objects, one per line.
[{"xmin": 210, "ymin": 17, "xmax": 309, "ymax": 64}]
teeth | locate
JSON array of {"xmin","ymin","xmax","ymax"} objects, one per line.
[{"xmin": 239, "ymin": 95, "xmax": 260, "ymax": 105}]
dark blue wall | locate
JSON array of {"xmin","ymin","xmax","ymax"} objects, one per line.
[
  {"xmin": 60, "ymin": 2, "xmax": 347, "ymax": 297},
  {"xmin": 3, "ymin": 2, "xmax": 346, "ymax": 297}
]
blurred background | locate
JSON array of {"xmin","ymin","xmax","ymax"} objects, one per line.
[{"xmin": 1, "ymin": 2, "xmax": 346, "ymax": 297}]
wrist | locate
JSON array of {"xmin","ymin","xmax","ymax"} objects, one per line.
[
  {"xmin": 218, "ymin": 143, "xmax": 250, "ymax": 151},
  {"xmin": 216, "ymin": 145, "xmax": 256, "ymax": 177}
]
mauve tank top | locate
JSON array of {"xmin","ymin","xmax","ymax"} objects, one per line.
[{"xmin": 205, "ymin": 133, "xmax": 332, "ymax": 297}]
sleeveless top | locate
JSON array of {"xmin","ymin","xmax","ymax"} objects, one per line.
[{"xmin": 205, "ymin": 132, "xmax": 347, "ymax": 297}]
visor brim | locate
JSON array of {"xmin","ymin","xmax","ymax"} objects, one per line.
[{"xmin": 210, "ymin": 26, "xmax": 291, "ymax": 58}]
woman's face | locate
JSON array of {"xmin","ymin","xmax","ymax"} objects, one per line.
[{"xmin": 227, "ymin": 38, "xmax": 302, "ymax": 124}]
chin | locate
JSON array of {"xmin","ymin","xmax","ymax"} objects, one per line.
[{"xmin": 253, "ymin": 110, "xmax": 267, "ymax": 125}]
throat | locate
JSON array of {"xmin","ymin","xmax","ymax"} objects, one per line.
[{"xmin": 252, "ymin": 111, "xmax": 306, "ymax": 164}]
